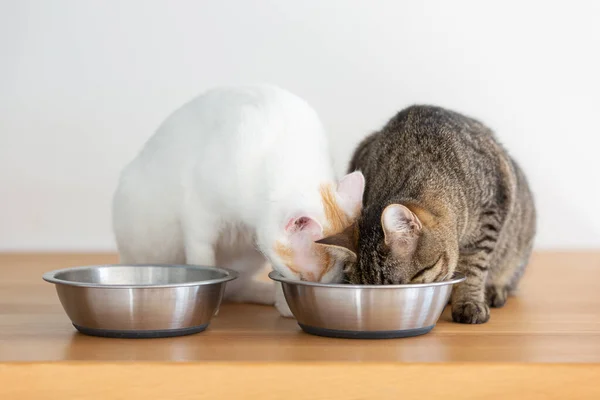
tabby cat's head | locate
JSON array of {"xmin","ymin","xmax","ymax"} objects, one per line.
[{"xmin": 325, "ymin": 203, "xmax": 458, "ymax": 284}]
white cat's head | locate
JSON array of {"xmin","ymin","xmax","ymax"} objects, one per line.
[{"xmin": 270, "ymin": 171, "xmax": 365, "ymax": 283}]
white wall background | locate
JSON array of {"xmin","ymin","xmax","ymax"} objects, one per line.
[{"xmin": 1, "ymin": 0, "xmax": 599, "ymax": 251}]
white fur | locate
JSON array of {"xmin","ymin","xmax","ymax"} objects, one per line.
[{"xmin": 112, "ymin": 84, "xmax": 363, "ymax": 315}]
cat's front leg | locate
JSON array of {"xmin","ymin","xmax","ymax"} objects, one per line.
[
  {"xmin": 451, "ymin": 249, "xmax": 495, "ymax": 324},
  {"xmin": 451, "ymin": 253, "xmax": 490, "ymax": 324},
  {"xmin": 451, "ymin": 210, "xmax": 504, "ymax": 324}
]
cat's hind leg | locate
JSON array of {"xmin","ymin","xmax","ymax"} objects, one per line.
[
  {"xmin": 484, "ymin": 247, "xmax": 513, "ymax": 309},
  {"xmin": 222, "ymin": 252, "xmax": 276, "ymax": 306},
  {"xmin": 485, "ymin": 240, "xmax": 534, "ymax": 308},
  {"xmin": 210, "ymin": 223, "xmax": 276, "ymax": 306},
  {"xmin": 485, "ymin": 285, "xmax": 509, "ymax": 308}
]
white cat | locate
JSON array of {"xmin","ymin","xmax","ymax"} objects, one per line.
[{"xmin": 112, "ymin": 85, "xmax": 364, "ymax": 316}]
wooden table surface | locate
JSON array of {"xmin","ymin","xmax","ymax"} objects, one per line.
[{"xmin": 2, "ymin": 252, "xmax": 600, "ymax": 398}]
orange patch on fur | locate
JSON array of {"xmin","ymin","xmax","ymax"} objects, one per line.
[
  {"xmin": 319, "ymin": 184, "xmax": 353, "ymax": 236},
  {"xmin": 273, "ymin": 241, "xmax": 300, "ymax": 275},
  {"xmin": 315, "ymin": 246, "xmax": 331, "ymax": 281},
  {"xmin": 316, "ymin": 184, "xmax": 363, "ymax": 281},
  {"xmin": 274, "ymin": 240, "xmax": 332, "ymax": 281},
  {"xmin": 273, "ymin": 186, "xmax": 358, "ymax": 282},
  {"xmin": 405, "ymin": 202, "xmax": 438, "ymax": 228}
]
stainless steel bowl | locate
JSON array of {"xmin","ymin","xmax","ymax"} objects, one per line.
[
  {"xmin": 270, "ymin": 272, "xmax": 465, "ymax": 339},
  {"xmin": 43, "ymin": 264, "xmax": 237, "ymax": 338}
]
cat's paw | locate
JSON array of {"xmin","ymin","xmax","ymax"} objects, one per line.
[
  {"xmin": 452, "ymin": 301, "xmax": 490, "ymax": 324},
  {"xmin": 486, "ymin": 285, "xmax": 508, "ymax": 308}
]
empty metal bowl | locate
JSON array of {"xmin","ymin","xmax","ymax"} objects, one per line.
[
  {"xmin": 270, "ymin": 272, "xmax": 465, "ymax": 339},
  {"xmin": 43, "ymin": 264, "xmax": 237, "ymax": 338}
]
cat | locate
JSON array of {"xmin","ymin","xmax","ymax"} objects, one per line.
[
  {"xmin": 320, "ymin": 105, "xmax": 536, "ymax": 324},
  {"xmin": 112, "ymin": 84, "xmax": 365, "ymax": 317}
]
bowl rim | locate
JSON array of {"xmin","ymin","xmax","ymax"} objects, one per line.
[
  {"xmin": 42, "ymin": 264, "xmax": 238, "ymax": 288},
  {"xmin": 269, "ymin": 271, "xmax": 465, "ymax": 288}
]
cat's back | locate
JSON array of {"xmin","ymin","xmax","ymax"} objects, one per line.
[
  {"xmin": 350, "ymin": 105, "xmax": 515, "ymax": 207},
  {"xmin": 121, "ymin": 84, "xmax": 328, "ymax": 182},
  {"xmin": 115, "ymin": 84, "xmax": 331, "ymax": 223},
  {"xmin": 140, "ymin": 84, "xmax": 320, "ymax": 158},
  {"xmin": 353, "ymin": 105, "xmax": 505, "ymax": 170},
  {"xmin": 378, "ymin": 105, "xmax": 495, "ymax": 148}
]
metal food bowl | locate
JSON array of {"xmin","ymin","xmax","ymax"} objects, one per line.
[
  {"xmin": 43, "ymin": 264, "xmax": 237, "ymax": 338},
  {"xmin": 270, "ymin": 271, "xmax": 465, "ymax": 339}
]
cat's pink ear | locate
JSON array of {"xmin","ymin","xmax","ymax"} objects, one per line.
[
  {"xmin": 381, "ymin": 204, "xmax": 422, "ymax": 249},
  {"xmin": 285, "ymin": 215, "xmax": 323, "ymax": 240},
  {"xmin": 336, "ymin": 171, "xmax": 365, "ymax": 216}
]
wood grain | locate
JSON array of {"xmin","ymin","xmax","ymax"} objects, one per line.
[
  {"xmin": 1, "ymin": 251, "xmax": 600, "ymax": 363},
  {"xmin": 0, "ymin": 363, "xmax": 599, "ymax": 399},
  {"xmin": 1, "ymin": 252, "xmax": 600, "ymax": 398}
]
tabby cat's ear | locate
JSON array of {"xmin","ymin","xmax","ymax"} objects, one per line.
[
  {"xmin": 315, "ymin": 223, "xmax": 358, "ymax": 263},
  {"xmin": 381, "ymin": 204, "xmax": 422, "ymax": 251}
]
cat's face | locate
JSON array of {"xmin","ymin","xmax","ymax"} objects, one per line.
[
  {"xmin": 342, "ymin": 203, "xmax": 458, "ymax": 284},
  {"xmin": 271, "ymin": 171, "xmax": 365, "ymax": 283}
]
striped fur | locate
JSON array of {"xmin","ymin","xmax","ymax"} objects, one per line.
[{"xmin": 346, "ymin": 105, "xmax": 536, "ymax": 324}]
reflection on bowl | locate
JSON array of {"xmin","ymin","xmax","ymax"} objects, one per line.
[
  {"xmin": 43, "ymin": 264, "xmax": 237, "ymax": 338},
  {"xmin": 270, "ymin": 271, "xmax": 465, "ymax": 339}
]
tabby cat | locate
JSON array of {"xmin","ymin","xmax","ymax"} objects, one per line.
[{"xmin": 320, "ymin": 105, "xmax": 536, "ymax": 324}]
